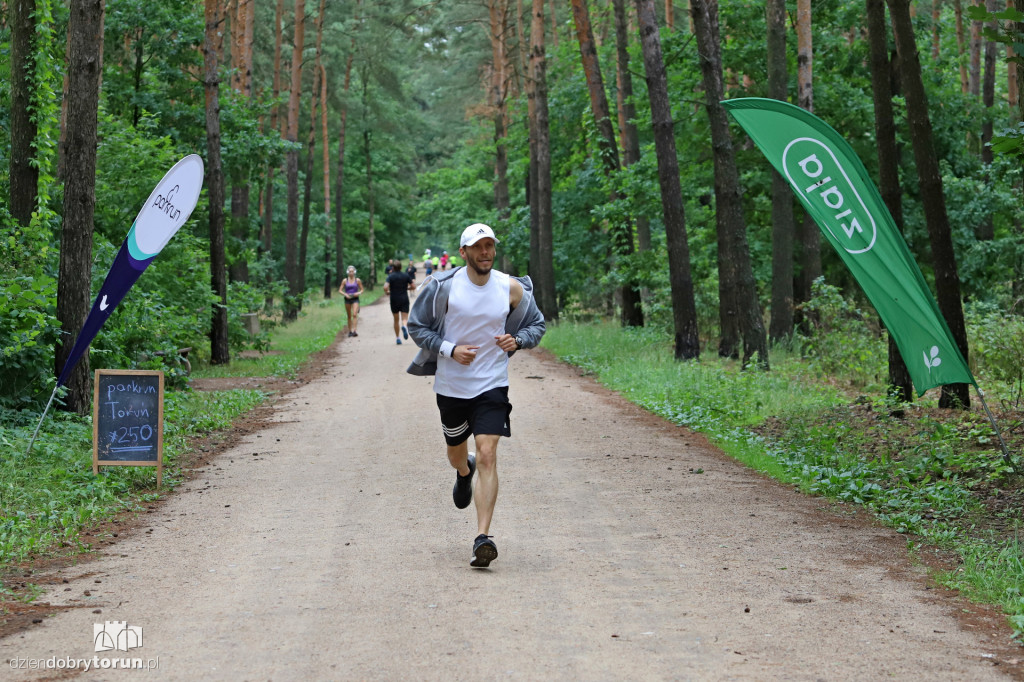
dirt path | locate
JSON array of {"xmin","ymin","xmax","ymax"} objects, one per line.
[{"xmin": 3, "ymin": 298, "xmax": 1022, "ymax": 680}]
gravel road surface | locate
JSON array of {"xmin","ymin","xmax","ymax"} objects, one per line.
[{"xmin": 2, "ymin": 298, "xmax": 1021, "ymax": 680}]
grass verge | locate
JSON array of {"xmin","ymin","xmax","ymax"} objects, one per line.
[
  {"xmin": 0, "ymin": 293, "xmax": 373, "ymax": 575},
  {"xmin": 543, "ymin": 321, "xmax": 1024, "ymax": 644}
]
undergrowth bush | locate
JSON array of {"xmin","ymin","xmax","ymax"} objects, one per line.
[
  {"xmin": 798, "ymin": 278, "xmax": 887, "ymax": 388},
  {"xmin": 965, "ymin": 302, "xmax": 1024, "ymax": 408}
]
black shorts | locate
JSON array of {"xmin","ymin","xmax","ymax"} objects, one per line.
[
  {"xmin": 390, "ymin": 297, "xmax": 409, "ymax": 314},
  {"xmin": 345, "ymin": 297, "xmax": 360, "ymax": 306},
  {"xmin": 436, "ymin": 387, "xmax": 512, "ymax": 446}
]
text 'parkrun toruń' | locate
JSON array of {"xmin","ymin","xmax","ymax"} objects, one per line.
[
  {"xmin": 783, "ymin": 137, "xmax": 878, "ymax": 254},
  {"xmin": 105, "ymin": 380, "xmax": 156, "ymax": 418}
]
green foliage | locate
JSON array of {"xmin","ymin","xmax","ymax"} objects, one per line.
[
  {"xmin": 798, "ymin": 279, "xmax": 888, "ymax": 388},
  {"xmin": 965, "ymin": 303, "xmax": 1024, "ymax": 408}
]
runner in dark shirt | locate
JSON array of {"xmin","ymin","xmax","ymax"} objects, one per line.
[{"xmin": 384, "ymin": 260, "xmax": 415, "ymax": 344}]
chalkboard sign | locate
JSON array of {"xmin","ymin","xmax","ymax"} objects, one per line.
[{"xmin": 93, "ymin": 370, "xmax": 164, "ymax": 486}]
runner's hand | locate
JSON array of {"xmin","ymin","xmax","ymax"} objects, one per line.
[
  {"xmin": 494, "ymin": 334, "xmax": 517, "ymax": 352},
  {"xmin": 453, "ymin": 345, "xmax": 479, "ymax": 365}
]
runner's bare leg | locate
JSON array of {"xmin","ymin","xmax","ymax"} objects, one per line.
[
  {"xmin": 473, "ymin": 434, "xmax": 499, "ymax": 535},
  {"xmin": 447, "ymin": 441, "xmax": 471, "ymax": 476}
]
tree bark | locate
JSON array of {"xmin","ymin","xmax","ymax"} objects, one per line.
[
  {"xmin": 766, "ymin": 0, "xmax": 795, "ymax": 343},
  {"xmin": 550, "ymin": 0, "xmax": 559, "ymax": 50},
  {"xmin": 977, "ymin": 0, "xmax": 999, "ymax": 240},
  {"xmin": 56, "ymin": 0, "xmax": 105, "ymax": 413},
  {"xmin": 362, "ymin": 70, "xmax": 377, "ymax": 288},
  {"xmin": 228, "ymin": 0, "xmax": 255, "ymax": 284},
  {"xmin": 888, "ymin": 0, "xmax": 971, "ymax": 408},
  {"xmin": 300, "ymin": 70, "xmax": 318, "ymax": 295},
  {"xmin": 313, "ymin": 0, "xmax": 329, "ymax": 295},
  {"xmin": 867, "ymin": 0, "xmax": 913, "ymax": 402},
  {"xmin": 9, "ymin": 0, "xmax": 39, "ymax": 230},
  {"xmin": 1009, "ymin": 0, "xmax": 1021, "ymax": 114},
  {"xmin": 527, "ymin": 7, "xmax": 540, "ymax": 287},
  {"xmin": 570, "ymin": 0, "xmax": 643, "ymax": 326},
  {"xmin": 1011, "ymin": 0, "xmax": 1019, "ymax": 120},
  {"xmin": 205, "ymin": 0, "xmax": 230, "ymax": 365},
  {"xmin": 795, "ymin": 0, "xmax": 821, "ymax": 312},
  {"xmin": 969, "ymin": 1, "xmax": 983, "ymax": 96},
  {"xmin": 691, "ymin": 0, "xmax": 768, "ymax": 367},
  {"xmin": 284, "ymin": 0, "xmax": 306, "ymax": 320},
  {"xmin": 635, "ymin": 0, "xmax": 700, "ymax": 360},
  {"xmin": 530, "ymin": 0, "xmax": 558, "ymax": 319},
  {"xmin": 262, "ymin": 0, "xmax": 286, "ymax": 310},
  {"xmin": 335, "ymin": 51, "xmax": 355, "ymax": 288},
  {"xmin": 954, "ymin": 0, "xmax": 970, "ymax": 92},
  {"xmin": 613, "ymin": 0, "xmax": 652, "ymax": 255},
  {"xmin": 489, "ymin": 0, "xmax": 512, "ymax": 267}
]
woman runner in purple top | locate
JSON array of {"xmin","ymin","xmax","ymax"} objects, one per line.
[{"xmin": 340, "ymin": 266, "xmax": 364, "ymax": 337}]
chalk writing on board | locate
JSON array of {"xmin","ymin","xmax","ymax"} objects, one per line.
[{"xmin": 94, "ymin": 371, "xmax": 162, "ymax": 462}]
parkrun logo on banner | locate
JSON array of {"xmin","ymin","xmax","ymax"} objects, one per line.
[
  {"xmin": 783, "ymin": 137, "xmax": 877, "ymax": 255},
  {"xmin": 152, "ymin": 184, "xmax": 183, "ymax": 222}
]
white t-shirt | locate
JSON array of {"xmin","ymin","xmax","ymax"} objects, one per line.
[{"xmin": 434, "ymin": 268, "xmax": 511, "ymax": 399}]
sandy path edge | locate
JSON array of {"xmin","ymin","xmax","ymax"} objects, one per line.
[{"xmin": 1, "ymin": 298, "xmax": 1021, "ymax": 681}]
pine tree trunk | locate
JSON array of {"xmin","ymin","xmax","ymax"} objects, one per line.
[
  {"xmin": 570, "ymin": 0, "xmax": 642, "ymax": 326},
  {"xmin": 767, "ymin": 0, "xmax": 795, "ymax": 343},
  {"xmin": 335, "ymin": 51, "xmax": 355, "ymax": 288},
  {"xmin": 530, "ymin": 0, "xmax": 558, "ymax": 320},
  {"xmin": 636, "ymin": 0, "xmax": 700, "ymax": 359},
  {"xmin": 300, "ymin": 82, "xmax": 317, "ymax": 294},
  {"xmin": 9, "ymin": 0, "xmax": 39, "ymax": 230},
  {"xmin": 205, "ymin": 0, "xmax": 230, "ymax": 364},
  {"xmin": 228, "ymin": 0, "xmax": 255, "ymax": 284},
  {"xmin": 888, "ymin": 0, "xmax": 971, "ymax": 408},
  {"xmin": 613, "ymin": 0, "xmax": 652, "ymax": 255},
  {"xmin": 363, "ymin": 72, "xmax": 377, "ymax": 288},
  {"xmin": 1009, "ymin": 0, "xmax": 1021, "ymax": 114},
  {"xmin": 489, "ymin": 0, "xmax": 512, "ymax": 254},
  {"xmin": 263, "ymin": 0, "xmax": 285, "ymax": 310},
  {"xmin": 867, "ymin": 0, "xmax": 913, "ymax": 402},
  {"xmin": 284, "ymin": 0, "xmax": 306, "ymax": 320},
  {"xmin": 1016, "ymin": 0, "xmax": 1024, "ymax": 122},
  {"xmin": 527, "ymin": 24, "xmax": 540, "ymax": 286},
  {"xmin": 969, "ymin": 3, "xmax": 983, "ymax": 96},
  {"xmin": 549, "ymin": 0, "xmax": 559, "ymax": 50},
  {"xmin": 795, "ymin": 0, "xmax": 821, "ymax": 314},
  {"xmin": 691, "ymin": 0, "xmax": 768, "ymax": 367},
  {"xmin": 314, "ymin": 0, "xmax": 330, "ymax": 294},
  {"xmin": 954, "ymin": 0, "xmax": 970, "ymax": 92},
  {"xmin": 56, "ymin": 0, "xmax": 105, "ymax": 413},
  {"xmin": 977, "ymin": 0, "xmax": 999, "ymax": 240}
]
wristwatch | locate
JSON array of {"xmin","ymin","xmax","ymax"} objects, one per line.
[{"xmin": 514, "ymin": 336, "xmax": 524, "ymax": 350}]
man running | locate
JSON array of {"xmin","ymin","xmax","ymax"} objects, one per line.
[
  {"xmin": 407, "ymin": 224, "xmax": 546, "ymax": 568},
  {"xmin": 384, "ymin": 259, "xmax": 414, "ymax": 344}
]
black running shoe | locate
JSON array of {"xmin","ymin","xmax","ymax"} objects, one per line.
[
  {"xmin": 453, "ymin": 454, "xmax": 475, "ymax": 509},
  {"xmin": 471, "ymin": 534, "xmax": 498, "ymax": 568}
]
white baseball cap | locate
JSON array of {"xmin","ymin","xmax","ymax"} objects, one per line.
[{"xmin": 460, "ymin": 223, "xmax": 499, "ymax": 247}]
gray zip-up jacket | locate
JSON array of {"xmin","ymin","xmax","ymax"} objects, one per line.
[{"xmin": 406, "ymin": 266, "xmax": 546, "ymax": 376}]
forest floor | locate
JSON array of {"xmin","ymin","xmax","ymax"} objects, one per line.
[{"xmin": 1, "ymin": 298, "xmax": 1023, "ymax": 680}]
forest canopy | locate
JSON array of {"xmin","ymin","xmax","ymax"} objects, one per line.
[{"xmin": 1, "ymin": 0, "xmax": 1023, "ymax": 413}]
